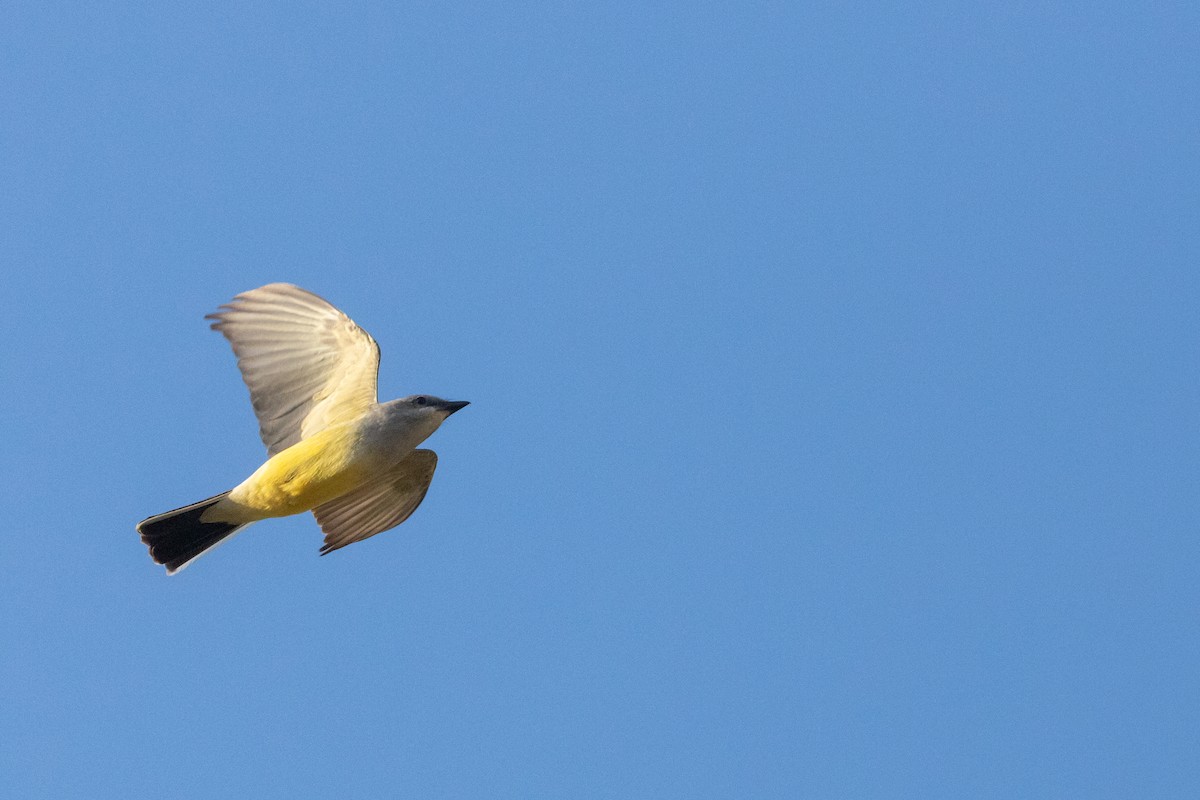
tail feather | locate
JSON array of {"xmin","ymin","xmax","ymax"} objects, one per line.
[{"xmin": 138, "ymin": 492, "xmax": 247, "ymax": 574}]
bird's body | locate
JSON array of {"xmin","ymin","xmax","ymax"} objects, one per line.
[
  {"xmin": 137, "ymin": 284, "xmax": 468, "ymax": 574},
  {"xmin": 206, "ymin": 400, "xmax": 446, "ymax": 523},
  {"xmin": 212, "ymin": 420, "xmax": 372, "ymax": 522}
]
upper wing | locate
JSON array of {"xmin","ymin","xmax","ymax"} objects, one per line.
[
  {"xmin": 312, "ymin": 449, "xmax": 438, "ymax": 555},
  {"xmin": 207, "ymin": 283, "xmax": 380, "ymax": 456}
]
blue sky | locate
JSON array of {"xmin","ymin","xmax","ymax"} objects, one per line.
[{"xmin": 1, "ymin": 2, "xmax": 1197, "ymax": 797}]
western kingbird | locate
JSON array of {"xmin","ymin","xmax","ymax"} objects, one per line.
[{"xmin": 137, "ymin": 283, "xmax": 469, "ymax": 574}]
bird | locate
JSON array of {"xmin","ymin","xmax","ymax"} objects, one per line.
[{"xmin": 137, "ymin": 283, "xmax": 469, "ymax": 574}]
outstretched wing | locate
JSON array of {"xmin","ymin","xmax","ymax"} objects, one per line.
[
  {"xmin": 312, "ymin": 449, "xmax": 438, "ymax": 555},
  {"xmin": 207, "ymin": 283, "xmax": 380, "ymax": 456}
]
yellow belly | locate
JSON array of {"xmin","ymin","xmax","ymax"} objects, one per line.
[{"xmin": 226, "ymin": 424, "xmax": 372, "ymax": 518}]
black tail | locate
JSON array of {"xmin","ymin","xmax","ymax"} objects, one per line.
[{"xmin": 137, "ymin": 492, "xmax": 246, "ymax": 574}]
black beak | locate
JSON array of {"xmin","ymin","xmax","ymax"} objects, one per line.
[{"xmin": 442, "ymin": 400, "xmax": 470, "ymax": 415}]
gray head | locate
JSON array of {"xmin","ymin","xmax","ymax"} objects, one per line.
[
  {"xmin": 400, "ymin": 394, "xmax": 470, "ymax": 417},
  {"xmin": 380, "ymin": 395, "xmax": 470, "ymax": 450}
]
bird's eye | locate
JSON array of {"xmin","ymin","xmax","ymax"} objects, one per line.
[{"xmin": 414, "ymin": 396, "xmax": 427, "ymax": 406}]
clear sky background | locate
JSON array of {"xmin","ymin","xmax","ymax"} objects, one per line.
[{"xmin": 1, "ymin": 3, "xmax": 1196, "ymax": 798}]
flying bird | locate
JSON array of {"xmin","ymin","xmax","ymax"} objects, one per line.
[{"xmin": 137, "ymin": 283, "xmax": 469, "ymax": 574}]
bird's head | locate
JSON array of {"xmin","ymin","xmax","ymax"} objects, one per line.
[
  {"xmin": 380, "ymin": 395, "xmax": 469, "ymax": 448},
  {"xmin": 400, "ymin": 395, "xmax": 470, "ymax": 418}
]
